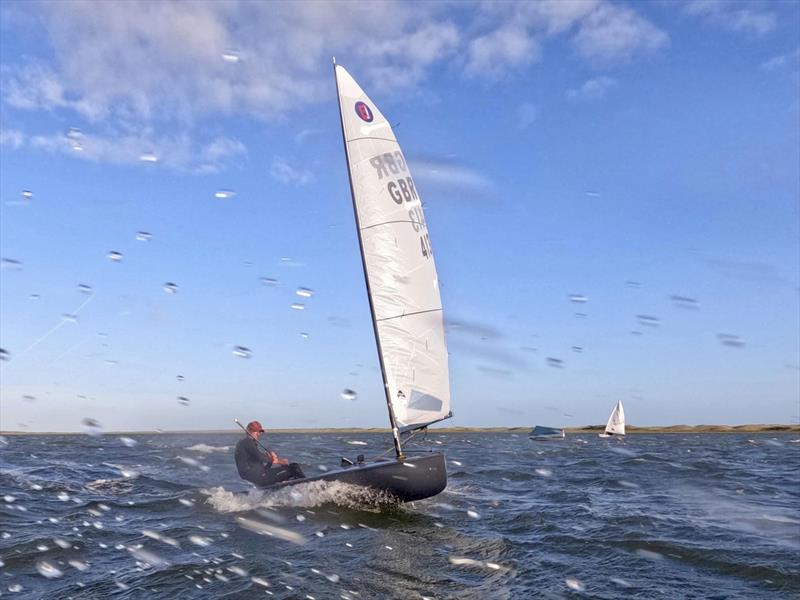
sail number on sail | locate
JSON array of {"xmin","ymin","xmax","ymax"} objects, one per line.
[{"xmin": 369, "ymin": 151, "xmax": 432, "ymax": 259}]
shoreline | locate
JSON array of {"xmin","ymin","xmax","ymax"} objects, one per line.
[{"xmin": 1, "ymin": 424, "xmax": 798, "ymax": 435}]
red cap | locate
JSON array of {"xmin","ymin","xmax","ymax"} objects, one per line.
[{"xmin": 246, "ymin": 420, "xmax": 264, "ymax": 433}]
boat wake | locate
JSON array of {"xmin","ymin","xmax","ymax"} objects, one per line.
[{"xmin": 204, "ymin": 480, "xmax": 398, "ymax": 513}]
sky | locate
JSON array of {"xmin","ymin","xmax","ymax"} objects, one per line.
[{"xmin": 0, "ymin": 0, "xmax": 798, "ymax": 433}]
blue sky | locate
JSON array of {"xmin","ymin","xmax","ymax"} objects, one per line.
[{"xmin": 1, "ymin": 0, "xmax": 798, "ymax": 432}]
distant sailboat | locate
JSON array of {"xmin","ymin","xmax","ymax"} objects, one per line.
[
  {"xmin": 599, "ymin": 401, "xmax": 625, "ymax": 438},
  {"xmin": 529, "ymin": 425, "xmax": 565, "ymax": 441}
]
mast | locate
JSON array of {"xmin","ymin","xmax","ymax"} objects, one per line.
[{"xmin": 333, "ymin": 58, "xmax": 404, "ymax": 459}]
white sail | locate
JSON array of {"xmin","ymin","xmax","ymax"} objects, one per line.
[
  {"xmin": 604, "ymin": 401, "xmax": 626, "ymax": 436},
  {"xmin": 334, "ymin": 64, "xmax": 451, "ymax": 433}
]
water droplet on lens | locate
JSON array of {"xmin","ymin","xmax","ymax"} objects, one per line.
[
  {"xmin": 300, "ymin": 332, "xmax": 309, "ymax": 338},
  {"xmin": 222, "ymin": 51, "xmax": 240, "ymax": 63},
  {"xmin": 81, "ymin": 417, "xmax": 103, "ymax": 436},
  {"xmin": 295, "ymin": 287, "xmax": 314, "ymax": 298},
  {"xmin": 68, "ymin": 559, "xmax": 89, "ymax": 572},
  {"xmin": 176, "ymin": 374, "xmax": 185, "ymax": 381},
  {"xmin": 21, "ymin": 190, "xmax": 33, "ymax": 200},
  {"xmin": 717, "ymin": 333, "xmax": 744, "ymax": 348},
  {"xmin": 669, "ymin": 294, "xmax": 698, "ymax": 308},
  {"xmin": 1, "ymin": 258, "xmax": 22, "ymax": 270},
  {"xmin": 189, "ymin": 535, "xmax": 212, "ymax": 547},
  {"xmin": 233, "ymin": 346, "xmax": 252, "ymax": 359},
  {"xmin": 22, "ymin": 395, "xmax": 35, "ymax": 402},
  {"xmin": 136, "ymin": 231, "xmax": 152, "ymax": 242},
  {"xmin": 61, "ymin": 313, "xmax": 79, "ymax": 323},
  {"xmin": 636, "ymin": 314, "xmax": 660, "ymax": 327},
  {"xmin": 36, "ymin": 560, "xmax": 63, "ymax": 579},
  {"xmin": 0, "ymin": 349, "xmax": 10, "ymax": 361},
  {"xmin": 119, "ymin": 437, "xmax": 138, "ymax": 447},
  {"xmin": 535, "ymin": 468, "xmax": 552, "ymax": 477},
  {"xmin": 77, "ymin": 283, "xmax": 93, "ymax": 294},
  {"xmin": 214, "ymin": 190, "xmax": 236, "ymax": 199},
  {"xmin": 8, "ymin": 584, "xmax": 23, "ymax": 592},
  {"xmin": 565, "ymin": 578, "xmax": 585, "ymax": 591},
  {"xmin": 260, "ymin": 277, "xmax": 278, "ymax": 286},
  {"xmin": 163, "ymin": 282, "xmax": 178, "ymax": 294},
  {"xmin": 568, "ymin": 294, "xmax": 587, "ymax": 303},
  {"xmin": 466, "ymin": 510, "xmax": 480, "ymax": 519},
  {"xmin": 290, "ymin": 303, "xmax": 305, "ymax": 310},
  {"xmin": 546, "ymin": 357, "xmax": 563, "ymax": 368},
  {"xmin": 178, "ymin": 396, "xmax": 190, "ymax": 406},
  {"xmin": 139, "ymin": 152, "xmax": 158, "ymax": 163},
  {"xmin": 340, "ymin": 389, "xmax": 358, "ymax": 401},
  {"xmin": 107, "ymin": 251, "xmax": 123, "ymax": 262}
]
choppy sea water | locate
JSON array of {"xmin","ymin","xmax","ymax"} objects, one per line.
[{"xmin": 1, "ymin": 432, "xmax": 798, "ymax": 599}]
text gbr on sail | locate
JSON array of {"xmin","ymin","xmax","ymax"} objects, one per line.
[{"xmin": 369, "ymin": 151, "xmax": 433, "ymax": 258}]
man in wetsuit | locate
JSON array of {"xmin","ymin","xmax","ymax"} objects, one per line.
[{"xmin": 234, "ymin": 420, "xmax": 305, "ymax": 487}]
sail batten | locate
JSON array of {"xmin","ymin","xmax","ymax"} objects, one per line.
[{"xmin": 334, "ymin": 64, "xmax": 452, "ymax": 436}]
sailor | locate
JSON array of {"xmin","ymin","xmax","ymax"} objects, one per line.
[{"xmin": 234, "ymin": 420, "xmax": 305, "ymax": 486}]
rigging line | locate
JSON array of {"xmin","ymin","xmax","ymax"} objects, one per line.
[
  {"xmin": 369, "ymin": 428, "xmax": 426, "ymax": 461},
  {"xmin": 376, "ymin": 307, "xmax": 442, "ymax": 323},
  {"xmin": 1, "ymin": 293, "xmax": 95, "ymax": 370}
]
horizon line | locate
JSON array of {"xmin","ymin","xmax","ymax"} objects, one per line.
[{"xmin": 2, "ymin": 423, "xmax": 798, "ymax": 435}]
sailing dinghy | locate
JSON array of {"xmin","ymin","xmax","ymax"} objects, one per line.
[
  {"xmin": 251, "ymin": 61, "xmax": 452, "ymax": 502},
  {"xmin": 598, "ymin": 401, "xmax": 625, "ymax": 438}
]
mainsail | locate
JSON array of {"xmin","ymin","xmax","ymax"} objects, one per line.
[
  {"xmin": 334, "ymin": 63, "xmax": 451, "ymax": 441},
  {"xmin": 604, "ymin": 401, "xmax": 626, "ymax": 436}
]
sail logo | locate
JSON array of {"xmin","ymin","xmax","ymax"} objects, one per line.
[{"xmin": 355, "ymin": 101, "xmax": 374, "ymax": 122}]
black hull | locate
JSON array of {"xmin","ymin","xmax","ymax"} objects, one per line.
[{"xmin": 257, "ymin": 453, "xmax": 447, "ymax": 503}]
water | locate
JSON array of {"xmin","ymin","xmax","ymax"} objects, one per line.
[{"xmin": 0, "ymin": 433, "xmax": 798, "ymax": 598}]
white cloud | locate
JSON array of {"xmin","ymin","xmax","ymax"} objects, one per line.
[
  {"xmin": 683, "ymin": 0, "xmax": 776, "ymax": 37},
  {"xmin": 0, "ymin": 128, "xmax": 24, "ymax": 148},
  {"xmin": 0, "ymin": 1, "xmax": 457, "ymax": 172},
  {"xmin": 760, "ymin": 48, "xmax": 800, "ymax": 71},
  {"xmin": 4, "ymin": 127, "xmax": 245, "ymax": 172},
  {"xmin": 465, "ymin": 26, "xmax": 540, "ymax": 78},
  {"xmin": 270, "ymin": 157, "xmax": 315, "ymax": 186},
  {"xmin": 566, "ymin": 76, "xmax": 617, "ymax": 102},
  {"xmin": 464, "ymin": 1, "xmax": 666, "ymax": 78},
  {"xmin": 2, "ymin": 1, "xmax": 458, "ymax": 125},
  {"xmin": 0, "ymin": 1, "xmax": 671, "ymax": 170},
  {"xmin": 574, "ymin": 3, "xmax": 668, "ymax": 64}
]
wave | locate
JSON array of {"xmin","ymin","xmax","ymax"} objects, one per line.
[
  {"xmin": 185, "ymin": 444, "xmax": 231, "ymax": 453},
  {"xmin": 203, "ymin": 480, "xmax": 397, "ymax": 513}
]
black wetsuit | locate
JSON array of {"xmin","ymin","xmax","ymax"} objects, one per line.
[{"xmin": 234, "ymin": 436, "xmax": 305, "ymax": 487}]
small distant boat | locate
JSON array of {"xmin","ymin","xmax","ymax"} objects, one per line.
[
  {"xmin": 598, "ymin": 401, "xmax": 625, "ymax": 438},
  {"xmin": 529, "ymin": 425, "xmax": 565, "ymax": 440}
]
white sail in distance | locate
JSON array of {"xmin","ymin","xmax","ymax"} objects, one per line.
[
  {"xmin": 334, "ymin": 64, "xmax": 451, "ymax": 433},
  {"xmin": 604, "ymin": 401, "xmax": 626, "ymax": 436}
]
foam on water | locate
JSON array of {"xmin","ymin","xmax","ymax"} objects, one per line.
[
  {"xmin": 204, "ymin": 480, "xmax": 397, "ymax": 513},
  {"xmin": 185, "ymin": 444, "xmax": 231, "ymax": 453}
]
